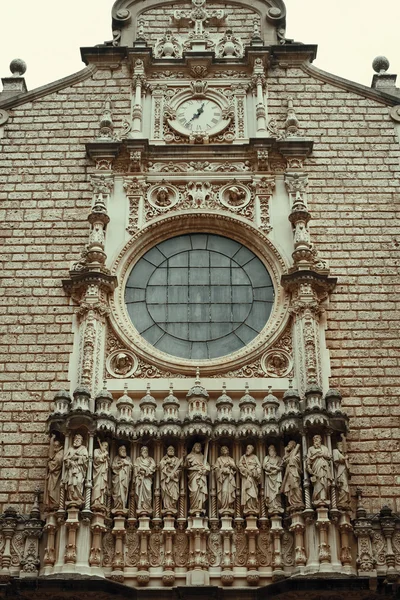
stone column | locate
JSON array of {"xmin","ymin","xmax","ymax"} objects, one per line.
[
  {"xmin": 252, "ymin": 57, "xmax": 267, "ymax": 136},
  {"xmin": 131, "ymin": 59, "xmax": 146, "ymax": 137},
  {"xmin": 0, "ymin": 507, "xmax": 18, "ymax": 578}
]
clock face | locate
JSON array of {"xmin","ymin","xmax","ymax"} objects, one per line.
[{"xmin": 176, "ymin": 99, "xmax": 222, "ymax": 132}]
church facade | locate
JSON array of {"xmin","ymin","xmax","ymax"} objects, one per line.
[{"xmin": 1, "ymin": 1, "xmax": 400, "ymax": 598}]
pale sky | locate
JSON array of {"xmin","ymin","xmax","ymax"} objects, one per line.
[{"xmin": 1, "ymin": 0, "xmax": 399, "ymax": 92}]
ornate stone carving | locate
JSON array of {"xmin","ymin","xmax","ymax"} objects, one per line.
[
  {"xmin": 216, "ymin": 29, "xmax": 244, "ymax": 58},
  {"xmin": 155, "ymin": 30, "xmax": 183, "ymax": 58},
  {"xmin": 102, "ymin": 530, "xmax": 115, "ymax": 567},
  {"xmin": 281, "ymin": 531, "xmax": 295, "ymax": 566},
  {"xmin": 263, "ymin": 445, "xmax": 283, "ymax": 514},
  {"xmin": 62, "ymin": 434, "xmax": 89, "ymax": 507},
  {"xmin": 186, "ymin": 442, "xmax": 210, "ymax": 515},
  {"xmin": 215, "ymin": 446, "xmax": 236, "ymax": 516},
  {"xmin": 333, "ymin": 438, "xmax": 351, "ymax": 510},
  {"xmin": 238, "ymin": 445, "xmax": 261, "ymax": 516},
  {"xmin": 134, "ymin": 447, "xmax": 156, "ymax": 516},
  {"xmin": 174, "ymin": 528, "xmax": 189, "ymax": 567},
  {"xmin": 125, "ymin": 527, "xmax": 140, "ymax": 567},
  {"xmin": 207, "ymin": 527, "xmax": 222, "ymax": 566},
  {"xmin": 262, "ymin": 349, "xmax": 292, "ymax": 378},
  {"xmin": 44, "ymin": 435, "xmax": 64, "ymax": 511},
  {"xmin": 112, "ymin": 445, "xmax": 132, "ymax": 512},
  {"xmin": 107, "ymin": 350, "xmax": 138, "ymax": 378},
  {"xmin": 148, "ymin": 159, "xmax": 253, "ymax": 173},
  {"xmin": 160, "ymin": 446, "xmax": 182, "ymax": 514},
  {"xmin": 281, "ymin": 441, "xmax": 303, "ymax": 510},
  {"xmin": 91, "ymin": 440, "xmax": 110, "ymax": 512},
  {"xmin": 306, "ymin": 435, "xmax": 333, "ymax": 507}
]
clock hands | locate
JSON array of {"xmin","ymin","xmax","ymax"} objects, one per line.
[{"xmin": 188, "ymin": 102, "xmax": 205, "ymax": 123}]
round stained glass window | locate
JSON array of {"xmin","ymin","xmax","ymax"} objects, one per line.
[{"xmin": 125, "ymin": 234, "xmax": 274, "ymax": 360}]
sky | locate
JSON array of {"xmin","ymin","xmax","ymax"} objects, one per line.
[{"xmin": 1, "ymin": 0, "xmax": 400, "ymax": 92}]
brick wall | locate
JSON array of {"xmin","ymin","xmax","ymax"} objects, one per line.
[{"xmin": 0, "ymin": 66, "xmax": 131, "ymax": 511}]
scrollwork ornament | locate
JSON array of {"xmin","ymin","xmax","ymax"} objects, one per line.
[
  {"xmin": 372, "ymin": 531, "xmax": 386, "ymax": 566},
  {"xmin": 149, "ymin": 531, "xmax": 164, "ymax": 566},
  {"xmin": 207, "ymin": 529, "xmax": 222, "ymax": 566},
  {"xmin": 281, "ymin": 531, "xmax": 294, "ymax": 566},
  {"xmin": 233, "ymin": 526, "xmax": 248, "ymax": 566},
  {"xmin": 125, "ymin": 528, "xmax": 140, "ymax": 566},
  {"xmin": 174, "ymin": 529, "xmax": 189, "ymax": 567}
]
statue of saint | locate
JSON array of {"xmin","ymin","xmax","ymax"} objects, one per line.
[
  {"xmin": 214, "ymin": 446, "xmax": 236, "ymax": 516},
  {"xmin": 134, "ymin": 446, "xmax": 156, "ymax": 515},
  {"xmin": 238, "ymin": 445, "xmax": 261, "ymax": 515},
  {"xmin": 306, "ymin": 435, "xmax": 333, "ymax": 507},
  {"xmin": 186, "ymin": 442, "xmax": 210, "ymax": 515},
  {"xmin": 91, "ymin": 440, "xmax": 110, "ymax": 511},
  {"xmin": 62, "ymin": 433, "xmax": 89, "ymax": 506},
  {"xmin": 160, "ymin": 446, "xmax": 182, "ymax": 514},
  {"xmin": 281, "ymin": 440, "xmax": 303, "ymax": 509},
  {"xmin": 44, "ymin": 435, "xmax": 64, "ymax": 510},
  {"xmin": 263, "ymin": 445, "xmax": 283, "ymax": 513},
  {"xmin": 333, "ymin": 440, "xmax": 351, "ymax": 509},
  {"xmin": 112, "ymin": 445, "xmax": 132, "ymax": 512}
]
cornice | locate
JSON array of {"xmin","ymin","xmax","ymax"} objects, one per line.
[
  {"xmin": 0, "ymin": 65, "xmax": 97, "ymax": 110},
  {"xmin": 301, "ymin": 62, "xmax": 400, "ymax": 107}
]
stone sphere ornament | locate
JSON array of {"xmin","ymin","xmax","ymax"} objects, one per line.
[
  {"xmin": 10, "ymin": 58, "xmax": 27, "ymax": 76},
  {"xmin": 372, "ymin": 56, "xmax": 390, "ymax": 74}
]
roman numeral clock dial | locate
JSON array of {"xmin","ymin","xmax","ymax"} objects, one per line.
[{"xmin": 176, "ymin": 99, "xmax": 222, "ymax": 133}]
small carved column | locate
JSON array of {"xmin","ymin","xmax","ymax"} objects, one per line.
[
  {"xmin": 131, "ymin": 59, "xmax": 146, "ymax": 137},
  {"xmin": 20, "ymin": 490, "xmax": 43, "ymax": 578},
  {"xmin": 379, "ymin": 506, "xmax": 398, "ymax": 582},
  {"xmin": 316, "ymin": 507, "xmax": 331, "ymax": 568},
  {"xmin": 245, "ymin": 515, "xmax": 260, "ymax": 586},
  {"xmin": 64, "ymin": 512, "xmax": 79, "ymax": 565},
  {"xmin": 270, "ymin": 514, "xmax": 284, "ymax": 581},
  {"xmin": 0, "ymin": 507, "xmax": 18, "ymax": 578},
  {"xmin": 84, "ymin": 433, "xmax": 95, "ymax": 513},
  {"xmin": 338, "ymin": 512, "xmax": 353, "ymax": 571},
  {"xmin": 89, "ymin": 517, "xmax": 106, "ymax": 568},
  {"xmin": 137, "ymin": 520, "xmax": 151, "ymax": 585},
  {"xmin": 354, "ymin": 489, "xmax": 376, "ymax": 576},
  {"xmin": 162, "ymin": 515, "xmax": 176, "ymax": 586},
  {"xmin": 43, "ymin": 513, "xmax": 57, "ymax": 568},
  {"xmin": 289, "ymin": 510, "xmax": 307, "ymax": 571},
  {"xmin": 252, "ymin": 57, "xmax": 267, "ymax": 136}
]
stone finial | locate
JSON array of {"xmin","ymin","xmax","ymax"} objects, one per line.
[
  {"xmin": 10, "ymin": 58, "xmax": 27, "ymax": 76},
  {"xmin": 372, "ymin": 56, "xmax": 390, "ymax": 74},
  {"xmin": 371, "ymin": 55, "xmax": 400, "ymax": 95}
]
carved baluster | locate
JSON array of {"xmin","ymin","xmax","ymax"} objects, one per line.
[
  {"xmin": 43, "ymin": 514, "xmax": 57, "ymax": 568},
  {"xmin": 84, "ymin": 433, "xmax": 95, "ymax": 514},
  {"xmin": 0, "ymin": 507, "xmax": 18, "ymax": 576}
]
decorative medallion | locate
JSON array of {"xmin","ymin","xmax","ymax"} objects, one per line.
[{"xmin": 107, "ymin": 350, "xmax": 138, "ymax": 378}]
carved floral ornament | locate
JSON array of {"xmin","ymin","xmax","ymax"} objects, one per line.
[{"xmin": 108, "ymin": 212, "xmax": 290, "ymax": 376}]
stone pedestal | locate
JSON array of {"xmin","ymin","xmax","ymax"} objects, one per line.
[
  {"xmin": 111, "ymin": 513, "xmax": 127, "ymax": 582},
  {"xmin": 186, "ymin": 516, "xmax": 210, "ymax": 586},
  {"xmin": 316, "ymin": 507, "xmax": 332, "ymax": 572}
]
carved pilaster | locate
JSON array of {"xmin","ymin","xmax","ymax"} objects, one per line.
[
  {"xmin": 0, "ymin": 507, "xmax": 18, "ymax": 579},
  {"xmin": 20, "ymin": 491, "xmax": 43, "ymax": 578},
  {"xmin": 64, "ymin": 508, "xmax": 80, "ymax": 565},
  {"xmin": 256, "ymin": 176, "xmax": 275, "ymax": 233}
]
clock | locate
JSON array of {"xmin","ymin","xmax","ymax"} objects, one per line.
[{"xmin": 176, "ymin": 98, "xmax": 222, "ymax": 133}]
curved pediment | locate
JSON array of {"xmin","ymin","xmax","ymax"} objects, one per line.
[{"xmin": 111, "ymin": 0, "xmax": 287, "ymax": 50}]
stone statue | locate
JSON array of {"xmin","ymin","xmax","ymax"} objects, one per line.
[
  {"xmin": 112, "ymin": 445, "xmax": 132, "ymax": 512},
  {"xmin": 62, "ymin": 433, "xmax": 89, "ymax": 506},
  {"xmin": 186, "ymin": 442, "xmax": 210, "ymax": 515},
  {"xmin": 333, "ymin": 440, "xmax": 351, "ymax": 509},
  {"xmin": 214, "ymin": 446, "xmax": 236, "ymax": 516},
  {"xmin": 134, "ymin": 446, "xmax": 156, "ymax": 515},
  {"xmin": 91, "ymin": 439, "xmax": 110, "ymax": 511},
  {"xmin": 160, "ymin": 446, "xmax": 182, "ymax": 514},
  {"xmin": 306, "ymin": 435, "xmax": 333, "ymax": 507},
  {"xmin": 44, "ymin": 435, "xmax": 64, "ymax": 510},
  {"xmin": 263, "ymin": 444, "xmax": 283, "ymax": 513},
  {"xmin": 238, "ymin": 445, "xmax": 261, "ymax": 515},
  {"xmin": 281, "ymin": 440, "xmax": 303, "ymax": 509}
]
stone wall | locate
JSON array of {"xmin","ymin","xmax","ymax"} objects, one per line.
[{"xmin": 0, "ymin": 59, "xmax": 399, "ymax": 515}]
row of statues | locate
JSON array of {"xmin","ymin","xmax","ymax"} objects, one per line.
[{"xmin": 45, "ymin": 434, "xmax": 350, "ymax": 516}]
